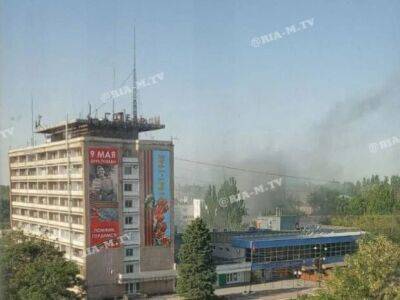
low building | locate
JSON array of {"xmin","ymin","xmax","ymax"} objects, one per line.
[
  {"xmin": 230, "ymin": 230, "xmax": 363, "ymax": 284},
  {"xmin": 174, "ymin": 198, "xmax": 203, "ymax": 233},
  {"xmin": 177, "ymin": 229, "xmax": 364, "ymax": 288}
]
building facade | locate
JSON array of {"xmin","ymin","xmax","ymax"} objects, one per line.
[
  {"xmin": 176, "ymin": 229, "xmax": 363, "ymax": 288},
  {"xmin": 9, "ymin": 116, "xmax": 175, "ymax": 299}
]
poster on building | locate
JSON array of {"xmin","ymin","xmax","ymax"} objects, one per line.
[
  {"xmin": 88, "ymin": 147, "xmax": 118, "ymax": 203},
  {"xmin": 88, "ymin": 147, "xmax": 120, "ymax": 247},
  {"xmin": 90, "ymin": 207, "xmax": 120, "ymax": 247},
  {"xmin": 144, "ymin": 149, "xmax": 172, "ymax": 247}
]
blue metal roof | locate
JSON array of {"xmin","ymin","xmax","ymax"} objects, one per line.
[{"xmin": 232, "ymin": 231, "xmax": 363, "ymax": 249}]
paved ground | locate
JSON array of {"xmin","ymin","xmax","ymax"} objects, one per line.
[{"xmin": 145, "ymin": 279, "xmax": 318, "ymax": 299}]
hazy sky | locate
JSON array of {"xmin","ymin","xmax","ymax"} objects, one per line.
[{"xmin": 1, "ymin": 0, "xmax": 400, "ymax": 186}]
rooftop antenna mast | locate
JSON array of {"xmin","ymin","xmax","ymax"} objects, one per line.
[
  {"xmin": 113, "ymin": 67, "xmax": 116, "ymax": 115},
  {"xmin": 112, "ymin": 18, "xmax": 117, "ymax": 117},
  {"xmin": 132, "ymin": 25, "xmax": 138, "ymax": 121},
  {"xmin": 30, "ymin": 93, "xmax": 35, "ymax": 146}
]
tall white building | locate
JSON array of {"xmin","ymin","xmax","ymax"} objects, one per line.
[{"xmin": 9, "ymin": 114, "xmax": 175, "ymax": 299}]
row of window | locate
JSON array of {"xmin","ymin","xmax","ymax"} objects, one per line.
[
  {"xmin": 11, "ymin": 164, "xmax": 83, "ymax": 176},
  {"xmin": 13, "ymin": 195, "xmax": 136, "ymax": 212},
  {"xmin": 12, "ymin": 208, "xmax": 83, "ymax": 224},
  {"xmin": 10, "ymin": 148, "xmax": 82, "ymax": 164},
  {"xmin": 11, "ymin": 181, "xmax": 83, "ymax": 191},
  {"xmin": 245, "ymin": 242, "xmax": 358, "ymax": 263},
  {"xmin": 12, "ymin": 221, "xmax": 84, "ymax": 257},
  {"xmin": 12, "ymin": 195, "xmax": 83, "ymax": 207}
]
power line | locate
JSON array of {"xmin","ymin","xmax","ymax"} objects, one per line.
[{"xmin": 175, "ymin": 157, "xmax": 338, "ymax": 184}]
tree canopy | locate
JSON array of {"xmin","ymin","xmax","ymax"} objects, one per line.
[
  {"xmin": 177, "ymin": 218, "xmax": 217, "ymax": 299},
  {"xmin": 201, "ymin": 177, "xmax": 247, "ymax": 231},
  {"xmin": 307, "ymin": 175, "xmax": 400, "ymax": 216},
  {"xmin": 305, "ymin": 236, "xmax": 400, "ymax": 299},
  {"xmin": 0, "ymin": 231, "xmax": 85, "ymax": 299},
  {"xmin": 0, "ymin": 185, "xmax": 10, "ymax": 229}
]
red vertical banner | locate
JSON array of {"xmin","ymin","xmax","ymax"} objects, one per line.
[
  {"xmin": 142, "ymin": 149, "xmax": 172, "ymax": 247},
  {"xmin": 143, "ymin": 150, "xmax": 154, "ymax": 246},
  {"xmin": 88, "ymin": 147, "xmax": 120, "ymax": 248}
]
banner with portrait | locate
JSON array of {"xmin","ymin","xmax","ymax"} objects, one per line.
[{"xmin": 88, "ymin": 147, "xmax": 120, "ymax": 247}]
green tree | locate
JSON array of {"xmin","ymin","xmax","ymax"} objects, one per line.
[
  {"xmin": 330, "ymin": 214, "xmax": 400, "ymax": 244},
  {"xmin": 177, "ymin": 218, "xmax": 217, "ymax": 299},
  {"xmin": 307, "ymin": 236, "xmax": 400, "ymax": 299},
  {"xmin": 0, "ymin": 185, "xmax": 10, "ymax": 229},
  {"xmin": 216, "ymin": 177, "xmax": 246, "ymax": 230},
  {"xmin": 201, "ymin": 185, "xmax": 219, "ymax": 230},
  {"xmin": 201, "ymin": 177, "xmax": 246, "ymax": 231},
  {"xmin": 0, "ymin": 231, "xmax": 85, "ymax": 299}
]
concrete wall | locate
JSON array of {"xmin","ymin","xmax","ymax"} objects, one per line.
[{"xmin": 140, "ymin": 279, "xmax": 175, "ymax": 295}]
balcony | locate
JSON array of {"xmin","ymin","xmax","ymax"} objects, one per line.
[
  {"xmin": 11, "ymin": 201, "xmax": 84, "ymax": 214},
  {"xmin": 12, "ymin": 214, "xmax": 84, "ymax": 231}
]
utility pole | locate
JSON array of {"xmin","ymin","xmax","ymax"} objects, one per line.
[
  {"xmin": 249, "ymin": 241, "xmax": 254, "ymax": 293},
  {"xmin": 66, "ymin": 114, "xmax": 73, "ymax": 260}
]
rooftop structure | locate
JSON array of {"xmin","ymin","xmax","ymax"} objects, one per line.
[{"xmin": 36, "ymin": 112, "xmax": 164, "ymax": 142}]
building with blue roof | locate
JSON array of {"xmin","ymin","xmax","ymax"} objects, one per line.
[{"xmin": 175, "ymin": 229, "xmax": 364, "ymax": 287}]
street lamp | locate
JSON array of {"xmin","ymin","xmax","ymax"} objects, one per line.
[
  {"xmin": 293, "ymin": 270, "xmax": 302, "ymax": 297},
  {"xmin": 313, "ymin": 246, "xmax": 328, "ymax": 287},
  {"xmin": 243, "ymin": 241, "xmax": 256, "ymax": 295}
]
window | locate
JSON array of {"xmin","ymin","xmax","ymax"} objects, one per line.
[
  {"xmin": 72, "ymin": 232, "xmax": 84, "ymax": 242},
  {"xmin": 49, "ymin": 197, "xmax": 59, "ymax": 205},
  {"xmin": 125, "ymin": 216, "xmax": 133, "ymax": 225},
  {"xmin": 124, "ymin": 166, "xmax": 133, "ymax": 175},
  {"xmin": 71, "ymin": 164, "xmax": 82, "ymax": 174},
  {"xmin": 71, "ymin": 182, "xmax": 82, "ymax": 191},
  {"xmin": 60, "ymin": 214, "xmax": 69, "ymax": 223},
  {"xmin": 60, "ymin": 198, "xmax": 68, "ymax": 206},
  {"xmin": 49, "ymin": 213, "xmax": 59, "ymax": 221},
  {"xmin": 72, "ymin": 198, "xmax": 83, "ymax": 207},
  {"xmin": 125, "ymin": 231, "xmax": 139, "ymax": 244},
  {"xmin": 126, "ymin": 248, "xmax": 134, "ymax": 257},
  {"xmin": 126, "ymin": 264, "xmax": 134, "ymax": 273},
  {"xmin": 72, "ymin": 215, "xmax": 83, "ymax": 225},
  {"xmin": 61, "ymin": 229, "xmax": 70, "ymax": 239},
  {"xmin": 124, "ymin": 183, "xmax": 133, "ymax": 192},
  {"xmin": 125, "ymin": 283, "xmax": 139, "ymax": 294},
  {"xmin": 73, "ymin": 248, "xmax": 83, "ymax": 257},
  {"xmin": 125, "ymin": 200, "xmax": 133, "ymax": 208},
  {"xmin": 58, "ymin": 165, "xmax": 67, "ymax": 175},
  {"xmin": 226, "ymin": 273, "xmax": 239, "ymax": 283}
]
